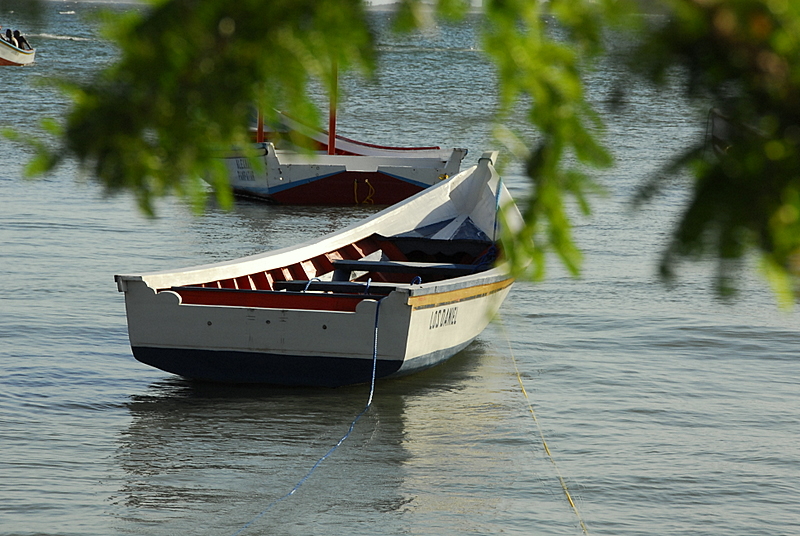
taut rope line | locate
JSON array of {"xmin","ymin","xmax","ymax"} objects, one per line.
[
  {"xmin": 231, "ymin": 298, "xmax": 384, "ymax": 536},
  {"xmin": 498, "ymin": 315, "xmax": 589, "ymax": 535}
]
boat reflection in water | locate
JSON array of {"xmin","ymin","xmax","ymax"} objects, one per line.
[{"xmin": 112, "ymin": 337, "xmax": 522, "ymax": 534}]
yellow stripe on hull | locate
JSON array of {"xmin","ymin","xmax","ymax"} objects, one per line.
[{"xmin": 408, "ymin": 277, "xmax": 514, "ymax": 310}]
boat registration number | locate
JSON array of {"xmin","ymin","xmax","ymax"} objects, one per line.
[{"xmin": 235, "ymin": 159, "xmax": 256, "ymax": 182}]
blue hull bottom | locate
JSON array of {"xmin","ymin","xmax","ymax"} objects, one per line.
[
  {"xmin": 132, "ymin": 341, "xmax": 475, "ymax": 387},
  {"xmin": 132, "ymin": 347, "xmax": 403, "ymax": 387}
]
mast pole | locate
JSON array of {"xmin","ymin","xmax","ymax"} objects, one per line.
[
  {"xmin": 328, "ymin": 60, "xmax": 338, "ymax": 155},
  {"xmin": 256, "ymin": 109, "xmax": 264, "ymax": 144}
]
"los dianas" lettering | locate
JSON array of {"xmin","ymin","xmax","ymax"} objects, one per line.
[{"xmin": 429, "ymin": 306, "xmax": 458, "ymax": 329}]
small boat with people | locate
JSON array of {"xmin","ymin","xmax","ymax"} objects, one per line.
[
  {"xmin": 0, "ymin": 27, "xmax": 35, "ymax": 66},
  {"xmin": 116, "ymin": 151, "xmax": 522, "ymax": 387}
]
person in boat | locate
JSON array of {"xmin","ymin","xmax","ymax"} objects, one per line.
[
  {"xmin": 5, "ymin": 29, "xmax": 18, "ymax": 48},
  {"xmin": 13, "ymin": 30, "xmax": 31, "ymax": 50}
]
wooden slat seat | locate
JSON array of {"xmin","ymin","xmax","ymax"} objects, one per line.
[
  {"xmin": 374, "ymin": 234, "xmax": 494, "ymax": 263},
  {"xmin": 272, "ymin": 280, "xmax": 397, "ymax": 295},
  {"xmin": 332, "ymin": 259, "xmax": 482, "ymax": 281}
]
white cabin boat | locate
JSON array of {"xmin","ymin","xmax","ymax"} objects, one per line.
[{"xmin": 116, "ymin": 151, "xmax": 522, "ymax": 386}]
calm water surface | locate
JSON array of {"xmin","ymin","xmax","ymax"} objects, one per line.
[{"xmin": 1, "ymin": 3, "xmax": 798, "ymax": 536}]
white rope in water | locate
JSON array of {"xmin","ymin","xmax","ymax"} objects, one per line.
[{"xmin": 231, "ymin": 298, "xmax": 383, "ymax": 536}]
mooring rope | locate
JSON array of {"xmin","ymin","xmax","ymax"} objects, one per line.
[
  {"xmin": 353, "ymin": 178, "xmax": 376, "ymax": 204},
  {"xmin": 231, "ymin": 298, "xmax": 383, "ymax": 536},
  {"xmin": 498, "ymin": 315, "xmax": 589, "ymax": 535},
  {"xmin": 492, "ymin": 174, "xmax": 503, "ymax": 242}
]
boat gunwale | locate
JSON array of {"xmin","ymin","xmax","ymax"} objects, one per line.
[
  {"xmin": 221, "ymin": 144, "xmax": 461, "ymax": 167},
  {"xmin": 0, "ymin": 39, "xmax": 35, "ymax": 55},
  {"xmin": 270, "ymin": 111, "xmax": 464, "ymax": 158},
  {"xmin": 155, "ymin": 264, "xmax": 512, "ymax": 313}
]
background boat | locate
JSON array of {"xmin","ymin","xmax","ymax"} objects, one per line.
[
  {"xmin": 222, "ymin": 141, "xmax": 467, "ymax": 205},
  {"xmin": 0, "ymin": 36, "xmax": 35, "ymax": 66},
  {"xmin": 222, "ymin": 107, "xmax": 468, "ymax": 205}
]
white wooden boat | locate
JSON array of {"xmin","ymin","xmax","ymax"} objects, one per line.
[
  {"xmin": 224, "ymin": 141, "xmax": 468, "ymax": 205},
  {"xmin": 0, "ymin": 36, "xmax": 35, "ymax": 66},
  {"xmin": 116, "ymin": 151, "xmax": 522, "ymax": 386}
]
